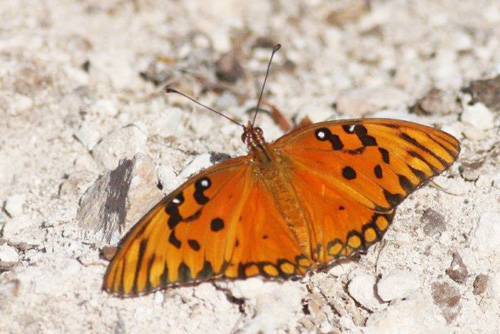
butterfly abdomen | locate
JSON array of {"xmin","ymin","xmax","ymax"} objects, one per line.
[{"xmin": 253, "ymin": 150, "xmax": 317, "ymax": 259}]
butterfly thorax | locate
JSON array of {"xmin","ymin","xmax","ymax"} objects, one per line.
[{"xmin": 242, "ymin": 122, "xmax": 273, "ymax": 164}]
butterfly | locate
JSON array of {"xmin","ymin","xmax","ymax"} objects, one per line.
[{"xmin": 103, "ymin": 47, "xmax": 460, "ymax": 297}]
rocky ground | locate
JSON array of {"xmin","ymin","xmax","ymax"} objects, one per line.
[{"xmin": 1, "ymin": 0, "xmax": 500, "ymax": 333}]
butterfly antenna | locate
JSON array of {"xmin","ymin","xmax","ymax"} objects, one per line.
[
  {"xmin": 166, "ymin": 88, "xmax": 244, "ymax": 128},
  {"xmin": 251, "ymin": 43, "xmax": 281, "ymax": 126}
]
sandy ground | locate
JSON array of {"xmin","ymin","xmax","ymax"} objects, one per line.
[{"xmin": 1, "ymin": 0, "xmax": 500, "ymax": 333}]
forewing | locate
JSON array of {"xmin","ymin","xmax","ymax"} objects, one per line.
[
  {"xmin": 275, "ymin": 118, "xmax": 460, "ymax": 263},
  {"xmin": 103, "ymin": 155, "xmax": 310, "ymax": 296},
  {"xmin": 103, "ymin": 156, "xmax": 251, "ymax": 296}
]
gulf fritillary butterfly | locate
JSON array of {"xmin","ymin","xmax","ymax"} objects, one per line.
[{"xmin": 103, "ymin": 46, "xmax": 460, "ymax": 297}]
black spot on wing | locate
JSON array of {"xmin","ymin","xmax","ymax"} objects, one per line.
[
  {"xmin": 354, "ymin": 124, "xmax": 377, "ymax": 146},
  {"xmin": 194, "ymin": 177, "xmax": 211, "ymax": 205},
  {"xmin": 168, "ymin": 230, "xmax": 182, "ymax": 249},
  {"xmin": 379, "ymin": 147, "xmax": 390, "ymax": 164},
  {"xmin": 166, "ymin": 192, "xmax": 184, "ymax": 229},
  {"xmin": 409, "ymin": 166, "xmax": 428, "ymax": 182},
  {"xmin": 315, "ymin": 243, "xmax": 322, "ymax": 256},
  {"xmin": 210, "ymin": 218, "xmax": 225, "ymax": 232},
  {"xmin": 374, "ymin": 165, "xmax": 383, "ymax": 179},
  {"xmin": 315, "ymin": 127, "xmax": 344, "ymax": 150},
  {"xmin": 178, "ymin": 262, "xmax": 192, "ymax": 282},
  {"xmin": 184, "ymin": 208, "xmax": 202, "ymax": 222},
  {"xmin": 197, "ymin": 261, "xmax": 214, "ymax": 279},
  {"xmin": 342, "ymin": 166, "xmax": 357, "ymax": 180},
  {"xmin": 342, "ymin": 124, "xmax": 355, "ymax": 134},
  {"xmin": 145, "ymin": 254, "xmax": 156, "ymax": 292},
  {"xmin": 188, "ymin": 239, "xmax": 201, "ymax": 251},
  {"xmin": 383, "ymin": 189, "xmax": 403, "ymax": 207},
  {"xmin": 398, "ymin": 174, "xmax": 414, "ymax": 193},
  {"xmin": 346, "ymin": 147, "xmax": 366, "ymax": 155},
  {"xmin": 133, "ymin": 239, "xmax": 148, "ymax": 294},
  {"xmin": 160, "ymin": 266, "xmax": 169, "ymax": 286},
  {"xmin": 237, "ymin": 262, "xmax": 247, "ymax": 278}
]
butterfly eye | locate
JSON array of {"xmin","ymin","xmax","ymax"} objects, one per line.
[{"xmin": 241, "ymin": 132, "xmax": 248, "ymax": 143}]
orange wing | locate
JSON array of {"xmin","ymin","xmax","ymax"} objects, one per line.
[
  {"xmin": 103, "ymin": 156, "xmax": 310, "ymax": 297},
  {"xmin": 274, "ymin": 118, "xmax": 460, "ymax": 264}
]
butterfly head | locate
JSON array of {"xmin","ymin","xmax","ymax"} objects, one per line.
[{"xmin": 241, "ymin": 122, "xmax": 266, "ymax": 151}]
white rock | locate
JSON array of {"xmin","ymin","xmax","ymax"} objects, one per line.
[
  {"xmin": 377, "ymin": 270, "xmax": 421, "ymax": 302},
  {"xmin": 178, "ymin": 153, "xmax": 213, "ymax": 180},
  {"xmin": 78, "ymin": 153, "xmax": 162, "ymax": 243},
  {"xmin": 1, "ymin": 215, "xmax": 33, "ymax": 240},
  {"xmin": 462, "ymin": 103, "xmax": 494, "ymax": 140},
  {"xmin": 74, "ymin": 122, "xmax": 101, "ymax": 151},
  {"xmin": 295, "ymin": 103, "xmax": 334, "ymax": 124},
  {"xmin": 160, "ymin": 107, "xmax": 184, "ymax": 137},
  {"xmin": 348, "ymin": 274, "xmax": 383, "ymax": 311},
  {"xmin": 366, "ymin": 295, "xmax": 450, "ymax": 334},
  {"xmin": 125, "ymin": 153, "xmax": 164, "ymax": 227},
  {"xmin": 470, "ymin": 212, "xmax": 500, "ymax": 254},
  {"xmin": 0, "ymin": 244, "xmax": 19, "ymax": 266},
  {"xmin": 221, "ymin": 277, "xmax": 265, "ymax": 302},
  {"xmin": 4, "ymin": 194, "xmax": 26, "ymax": 217},
  {"xmin": 157, "ymin": 165, "xmax": 179, "ymax": 194},
  {"xmin": 193, "ymin": 282, "xmax": 219, "ymax": 301},
  {"xmin": 441, "ymin": 122, "xmax": 463, "ymax": 143},
  {"xmin": 63, "ymin": 65, "xmax": 89, "ymax": 85},
  {"xmin": 9, "ymin": 94, "xmax": 33, "ymax": 114},
  {"xmin": 73, "ymin": 154, "xmax": 99, "ymax": 172},
  {"xmin": 430, "ymin": 52, "xmax": 462, "ymax": 89},
  {"xmin": 328, "ymin": 262, "xmax": 354, "ymax": 277},
  {"xmin": 91, "ymin": 99, "xmax": 118, "ymax": 117},
  {"xmin": 59, "ymin": 92, "xmax": 86, "ymax": 116},
  {"xmin": 319, "ymin": 320, "xmax": 334, "ymax": 333},
  {"xmin": 91, "ymin": 53, "xmax": 139, "ymax": 91},
  {"xmin": 189, "ymin": 114, "xmax": 215, "ymax": 137},
  {"xmin": 370, "ymin": 110, "xmax": 413, "ymax": 120},
  {"xmin": 226, "ymin": 280, "xmax": 304, "ymax": 334},
  {"xmin": 154, "ymin": 291, "xmax": 165, "ymax": 305},
  {"xmin": 214, "ymin": 91, "xmax": 239, "ymax": 111},
  {"xmin": 92, "ymin": 125, "xmax": 148, "ymax": 170},
  {"xmin": 488, "ymin": 272, "xmax": 500, "ymax": 299},
  {"xmin": 462, "ymin": 103, "xmax": 494, "ymax": 130},
  {"xmin": 336, "ymin": 87, "xmax": 409, "ymax": 117},
  {"xmin": 33, "ymin": 259, "xmax": 81, "ymax": 297},
  {"xmin": 492, "ymin": 173, "xmax": 500, "ymax": 190}
]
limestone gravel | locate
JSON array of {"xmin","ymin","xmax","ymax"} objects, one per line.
[{"xmin": 1, "ymin": 0, "xmax": 500, "ymax": 333}]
